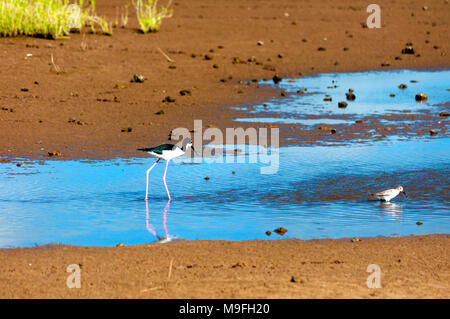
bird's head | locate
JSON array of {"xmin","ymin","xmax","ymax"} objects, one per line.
[
  {"xmin": 181, "ymin": 137, "xmax": 193, "ymax": 151},
  {"xmin": 396, "ymin": 186, "xmax": 407, "ymax": 197}
]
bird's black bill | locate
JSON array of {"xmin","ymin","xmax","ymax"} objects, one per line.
[{"xmin": 402, "ymin": 191, "xmax": 407, "ymax": 197}]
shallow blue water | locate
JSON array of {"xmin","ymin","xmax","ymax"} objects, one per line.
[
  {"xmin": 0, "ymin": 137, "xmax": 448, "ymax": 248},
  {"xmin": 0, "ymin": 69, "xmax": 449, "ymax": 248},
  {"xmin": 235, "ymin": 69, "xmax": 450, "ymax": 120}
]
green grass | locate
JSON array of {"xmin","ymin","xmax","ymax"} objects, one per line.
[
  {"xmin": 0, "ymin": 0, "xmax": 112, "ymax": 39},
  {"xmin": 133, "ymin": 0, "xmax": 173, "ymax": 33}
]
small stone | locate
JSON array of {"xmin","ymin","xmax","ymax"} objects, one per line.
[
  {"xmin": 121, "ymin": 127, "xmax": 132, "ymax": 132},
  {"xmin": 162, "ymin": 96, "xmax": 176, "ymax": 103},
  {"xmin": 390, "ymin": 94, "xmax": 395, "ymax": 97},
  {"xmin": 323, "ymin": 97, "xmax": 332, "ymax": 102},
  {"xmin": 204, "ymin": 54, "xmax": 213, "ymax": 60},
  {"xmin": 290, "ymin": 276, "xmax": 303, "ymax": 283},
  {"xmin": 401, "ymin": 46, "xmax": 415, "ymax": 54},
  {"xmin": 416, "ymin": 221, "xmax": 423, "ymax": 226},
  {"xmin": 265, "ymin": 230, "xmax": 271, "ymax": 236},
  {"xmin": 155, "ymin": 110, "xmax": 165, "ymax": 115},
  {"xmin": 212, "ymin": 64, "xmax": 219, "ymax": 69},
  {"xmin": 398, "ymin": 84, "xmax": 407, "ymax": 89},
  {"xmin": 179, "ymin": 89, "xmax": 191, "ymax": 96},
  {"xmin": 346, "ymin": 92, "xmax": 356, "ymax": 101},
  {"xmin": 351, "ymin": 237, "xmax": 361, "ymax": 242},
  {"xmin": 439, "ymin": 112, "xmax": 449, "ymax": 117},
  {"xmin": 338, "ymin": 101, "xmax": 348, "ymax": 108},
  {"xmin": 429, "ymin": 130, "xmax": 438, "ymax": 136},
  {"xmin": 257, "ymin": 41, "xmax": 264, "ymax": 46},
  {"xmin": 116, "ymin": 243, "xmax": 125, "ymax": 247},
  {"xmin": 272, "ymin": 74, "xmax": 282, "ymax": 84},
  {"xmin": 130, "ymin": 74, "xmax": 145, "ymax": 83},
  {"xmin": 281, "ymin": 90, "xmax": 287, "ymax": 97},
  {"xmin": 274, "ymin": 227, "xmax": 287, "ymax": 236},
  {"xmin": 415, "ymin": 93, "xmax": 427, "ymax": 102},
  {"xmin": 232, "ymin": 171, "xmax": 236, "ymax": 175},
  {"xmin": 317, "ymin": 47, "xmax": 326, "ymax": 51},
  {"xmin": 47, "ymin": 151, "xmax": 62, "ymax": 157},
  {"xmin": 204, "ymin": 176, "xmax": 210, "ymax": 181},
  {"xmin": 21, "ymin": 88, "xmax": 29, "ymax": 92}
]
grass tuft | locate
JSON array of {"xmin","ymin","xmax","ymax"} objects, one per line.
[
  {"xmin": 133, "ymin": 0, "xmax": 173, "ymax": 33},
  {"xmin": 0, "ymin": 0, "xmax": 113, "ymax": 38}
]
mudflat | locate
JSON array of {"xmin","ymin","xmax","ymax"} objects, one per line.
[
  {"xmin": 0, "ymin": 0, "xmax": 449, "ymax": 299},
  {"xmin": 0, "ymin": 235, "xmax": 448, "ymax": 298},
  {"xmin": 0, "ymin": 0, "xmax": 449, "ymax": 160}
]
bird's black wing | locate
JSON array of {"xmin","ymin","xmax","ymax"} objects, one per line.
[{"xmin": 137, "ymin": 144, "xmax": 175, "ymax": 154}]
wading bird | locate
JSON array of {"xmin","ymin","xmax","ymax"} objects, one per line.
[
  {"xmin": 137, "ymin": 137, "xmax": 194, "ymax": 200},
  {"xmin": 371, "ymin": 186, "xmax": 407, "ymax": 202}
]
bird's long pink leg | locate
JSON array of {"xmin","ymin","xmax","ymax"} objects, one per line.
[
  {"xmin": 162, "ymin": 160, "xmax": 171, "ymax": 200},
  {"xmin": 162, "ymin": 198, "xmax": 171, "ymax": 239},
  {"xmin": 145, "ymin": 159, "xmax": 160, "ymax": 200}
]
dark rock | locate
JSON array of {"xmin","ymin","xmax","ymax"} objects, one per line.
[
  {"xmin": 47, "ymin": 151, "xmax": 62, "ymax": 157},
  {"xmin": 162, "ymin": 96, "xmax": 176, "ymax": 103},
  {"xmin": 401, "ymin": 46, "xmax": 415, "ymax": 54},
  {"xmin": 415, "ymin": 93, "xmax": 427, "ymax": 101},
  {"xmin": 439, "ymin": 112, "xmax": 449, "ymax": 117},
  {"xmin": 204, "ymin": 54, "xmax": 213, "ymax": 60},
  {"xmin": 121, "ymin": 127, "xmax": 132, "ymax": 132},
  {"xmin": 272, "ymin": 74, "xmax": 282, "ymax": 84},
  {"xmin": 416, "ymin": 221, "xmax": 423, "ymax": 226},
  {"xmin": 338, "ymin": 101, "xmax": 348, "ymax": 108},
  {"xmin": 130, "ymin": 74, "xmax": 145, "ymax": 83},
  {"xmin": 179, "ymin": 90, "xmax": 191, "ymax": 96},
  {"xmin": 429, "ymin": 130, "xmax": 438, "ymax": 136},
  {"xmin": 323, "ymin": 97, "xmax": 332, "ymax": 102},
  {"xmin": 155, "ymin": 110, "xmax": 164, "ymax": 115},
  {"xmin": 265, "ymin": 230, "xmax": 271, "ymax": 236},
  {"xmin": 398, "ymin": 84, "xmax": 407, "ymax": 89},
  {"xmin": 204, "ymin": 176, "xmax": 210, "ymax": 181},
  {"xmin": 346, "ymin": 92, "xmax": 356, "ymax": 101},
  {"xmin": 274, "ymin": 227, "xmax": 287, "ymax": 236},
  {"xmin": 317, "ymin": 47, "xmax": 326, "ymax": 51}
]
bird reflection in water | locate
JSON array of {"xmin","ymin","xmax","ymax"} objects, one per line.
[
  {"xmin": 377, "ymin": 202, "xmax": 403, "ymax": 221},
  {"xmin": 146, "ymin": 199, "xmax": 175, "ymax": 243}
]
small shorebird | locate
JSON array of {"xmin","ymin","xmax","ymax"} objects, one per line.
[
  {"xmin": 138, "ymin": 137, "xmax": 194, "ymax": 200},
  {"xmin": 371, "ymin": 186, "xmax": 407, "ymax": 202}
]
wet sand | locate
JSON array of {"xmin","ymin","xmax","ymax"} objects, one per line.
[
  {"xmin": 0, "ymin": 235, "xmax": 448, "ymax": 298},
  {"xmin": 0, "ymin": 0, "xmax": 449, "ymax": 298}
]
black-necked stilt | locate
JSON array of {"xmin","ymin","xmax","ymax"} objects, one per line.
[
  {"xmin": 371, "ymin": 186, "xmax": 407, "ymax": 202},
  {"xmin": 137, "ymin": 137, "xmax": 194, "ymax": 200}
]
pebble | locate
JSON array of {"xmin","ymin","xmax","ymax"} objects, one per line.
[
  {"xmin": 121, "ymin": 127, "xmax": 132, "ymax": 132},
  {"xmin": 274, "ymin": 227, "xmax": 287, "ymax": 236},
  {"xmin": 257, "ymin": 41, "xmax": 264, "ymax": 46},
  {"xmin": 351, "ymin": 237, "xmax": 361, "ymax": 242},
  {"xmin": 439, "ymin": 112, "xmax": 449, "ymax": 117},
  {"xmin": 162, "ymin": 96, "xmax": 176, "ymax": 103},
  {"xmin": 272, "ymin": 74, "xmax": 282, "ymax": 84},
  {"xmin": 204, "ymin": 176, "xmax": 210, "ymax": 181},
  {"xmin": 398, "ymin": 84, "xmax": 407, "ymax": 89},
  {"xmin": 338, "ymin": 101, "xmax": 348, "ymax": 108},
  {"xmin": 116, "ymin": 243, "xmax": 125, "ymax": 247},
  {"xmin": 415, "ymin": 93, "xmax": 427, "ymax": 102},
  {"xmin": 47, "ymin": 151, "xmax": 62, "ymax": 157},
  {"xmin": 265, "ymin": 231, "xmax": 271, "ymax": 236},
  {"xmin": 429, "ymin": 130, "xmax": 438, "ymax": 136},
  {"xmin": 130, "ymin": 74, "xmax": 145, "ymax": 83},
  {"xmin": 179, "ymin": 89, "xmax": 191, "ymax": 96},
  {"xmin": 155, "ymin": 110, "xmax": 165, "ymax": 115},
  {"xmin": 416, "ymin": 221, "xmax": 423, "ymax": 226}
]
